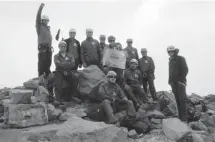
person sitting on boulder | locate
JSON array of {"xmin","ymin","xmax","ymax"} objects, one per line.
[
  {"xmin": 54, "ymin": 41, "xmax": 79, "ymax": 102},
  {"xmin": 98, "ymin": 71, "xmax": 136, "ymax": 124},
  {"xmin": 124, "ymin": 59, "xmax": 148, "ymax": 109}
]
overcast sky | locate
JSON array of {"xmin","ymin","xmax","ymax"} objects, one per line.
[{"xmin": 0, "ymin": 0, "xmax": 215, "ymax": 96}]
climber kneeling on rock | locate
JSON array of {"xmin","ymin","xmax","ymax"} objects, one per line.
[
  {"xmin": 54, "ymin": 41, "xmax": 79, "ymax": 102},
  {"xmin": 98, "ymin": 71, "xmax": 136, "ymax": 124}
]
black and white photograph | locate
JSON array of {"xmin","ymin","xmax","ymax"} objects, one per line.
[{"xmin": 0, "ymin": 0, "xmax": 215, "ymax": 141}]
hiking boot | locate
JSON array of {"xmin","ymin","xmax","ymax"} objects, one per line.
[{"xmin": 108, "ymin": 115, "xmax": 118, "ymax": 124}]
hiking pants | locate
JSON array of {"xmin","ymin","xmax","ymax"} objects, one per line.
[
  {"xmin": 38, "ymin": 44, "xmax": 52, "ymax": 76},
  {"xmin": 142, "ymin": 76, "xmax": 157, "ymax": 100},
  {"xmin": 171, "ymin": 82, "xmax": 188, "ymax": 122}
]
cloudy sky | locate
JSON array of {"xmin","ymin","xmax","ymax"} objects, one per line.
[{"xmin": 0, "ymin": 0, "xmax": 215, "ymax": 96}]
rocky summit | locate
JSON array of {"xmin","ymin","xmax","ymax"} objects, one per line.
[{"xmin": 0, "ymin": 78, "xmax": 215, "ymax": 142}]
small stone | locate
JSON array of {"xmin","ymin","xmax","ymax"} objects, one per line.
[{"xmin": 128, "ymin": 129, "xmax": 138, "ymax": 139}]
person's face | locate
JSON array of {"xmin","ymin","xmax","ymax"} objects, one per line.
[
  {"xmin": 108, "ymin": 75, "xmax": 116, "ymax": 83},
  {"xmin": 59, "ymin": 44, "xmax": 67, "ymax": 52},
  {"xmin": 86, "ymin": 31, "xmax": 93, "ymax": 38},
  {"xmin": 109, "ymin": 40, "xmax": 115, "ymax": 46},
  {"xmin": 100, "ymin": 37, "xmax": 106, "ymax": 43},
  {"xmin": 130, "ymin": 62, "xmax": 138, "ymax": 70},
  {"xmin": 69, "ymin": 32, "xmax": 76, "ymax": 39},
  {"xmin": 168, "ymin": 51, "xmax": 175, "ymax": 57},
  {"xmin": 42, "ymin": 19, "xmax": 49, "ymax": 26},
  {"xmin": 127, "ymin": 41, "xmax": 132, "ymax": 47},
  {"xmin": 141, "ymin": 51, "xmax": 147, "ymax": 57},
  {"xmin": 116, "ymin": 44, "xmax": 122, "ymax": 50}
]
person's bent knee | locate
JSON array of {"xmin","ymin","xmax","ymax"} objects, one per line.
[
  {"xmin": 127, "ymin": 100, "xmax": 133, "ymax": 104},
  {"xmin": 102, "ymin": 99, "xmax": 111, "ymax": 104}
]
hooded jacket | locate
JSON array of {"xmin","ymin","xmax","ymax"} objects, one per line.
[{"xmin": 168, "ymin": 49, "xmax": 188, "ymax": 84}]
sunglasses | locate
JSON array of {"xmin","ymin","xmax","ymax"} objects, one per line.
[{"xmin": 108, "ymin": 76, "xmax": 116, "ymax": 78}]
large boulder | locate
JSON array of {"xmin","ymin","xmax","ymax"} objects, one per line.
[
  {"xmin": 78, "ymin": 65, "xmax": 106, "ymax": 99},
  {"xmin": 23, "ymin": 78, "xmax": 40, "ymax": 89},
  {"xmin": 9, "ymin": 89, "xmax": 33, "ymax": 104},
  {"xmin": 200, "ymin": 112, "xmax": 215, "ymax": 127},
  {"xmin": 188, "ymin": 121, "xmax": 209, "ymax": 132},
  {"xmin": 188, "ymin": 93, "xmax": 203, "ymax": 103},
  {"xmin": 34, "ymin": 86, "xmax": 49, "ymax": 102},
  {"xmin": 7, "ymin": 103, "xmax": 48, "ymax": 128},
  {"xmin": 162, "ymin": 118, "xmax": 191, "ymax": 141},
  {"xmin": 204, "ymin": 94, "xmax": 215, "ymax": 103},
  {"xmin": 22, "ymin": 116, "xmax": 128, "ymax": 142}
]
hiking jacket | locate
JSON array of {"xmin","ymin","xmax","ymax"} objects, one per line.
[
  {"xmin": 64, "ymin": 38, "xmax": 81, "ymax": 65},
  {"xmin": 98, "ymin": 82, "xmax": 125, "ymax": 101},
  {"xmin": 168, "ymin": 49, "xmax": 188, "ymax": 84},
  {"xmin": 80, "ymin": 38, "xmax": 102, "ymax": 65},
  {"xmin": 124, "ymin": 68, "xmax": 143, "ymax": 88},
  {"xmin": 124, "ymin": 46, "xmax": 139, "ymax": 62},
  {"xmin": 36, "ymin": 5, "xmax": 52, "ymax": 45},
  {"xmin": 54, "ymin": 52, "xmax": 75, "ymax": 71},
  {"xmin": 139, "ymin": 56, "xmax": 155, "ymax": 77}
]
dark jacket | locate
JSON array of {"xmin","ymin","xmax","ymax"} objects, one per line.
[
  {"xmin": 168, "ymin": 49, "xmax": 188, "ymax": 84},
  {"xmin": 36, "ymin": 5, "xmax": 52, "ymax": 45},
  {"xmin": 139, "ymin": 56, "xmax": 155, "ymax": 77},
  {"xmin": 64, "ymin": 38, "xmax": 81, "ymax": 65},
  {"xmin": 54, "ymin": 52, "xmax": 75, "ymax": 71},
  {"xmin": 80, "ymin": 38, "xmax": 102, "ymax": 65},
  {"xmin": 124, "ymin": 46, "xmax": 139, "ymax": 62},
  {"xmin": 124, "ymin": 68, "xmax": 143, "ymax": 88},
  {"xmin": 98, "ymin": 81, "xmax": 126, "ymax": 101}
]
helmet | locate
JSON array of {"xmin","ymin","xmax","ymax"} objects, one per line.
[
  {"xmin": 141, "ymin": 48, "xmax": 147, "ymax": 52},
  {"xmin": 126, "ymin": 38, "xmax": 133, "ymax": 43},
  {"xmin": 58, "ymin": 41, "xmax": 67, "ymax": 47},
  {"xmin": 107, "ymin": 71, "xmax": 117, "ymax": 77},
  {"xmin": 130, "ymin": 59, "xmax": 138, "ymax": 64},
  {"xmin": 99, "ymin": 35, "xmax": 106, "ymax": 39},
  {"xmin": 69, "ymin": 28, "xmax": 76, "ymax": 33},
  {"xmin": 167, "ymin": 46, "xmax": 176, "ymax": 52},
  {"xmin": 108, "ymin": 35, "xmax": 116, "ymax": 42},
  {"xmin": 86, "ymin": 28, "xmax": 93, "ymax": 32},
  {"xmin": 41, "ymin": 15, "xmax": 49, "ymax": 21}
]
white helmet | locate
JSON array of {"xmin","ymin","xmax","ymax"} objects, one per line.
[
  {"xmin": 141, "ymin": 48, "xmax": 147, "ymax": 52},
  {"xmin": 167, "ymin": 46, "xmax": 176, "ymax": 52},
  {"xmin": 107, "ymin": 71, "xmax": 117, "ymax": 77},
  {"xmin": 130, "ymin": 59, "xmax": 138, "ymax": 64},
  {"xmin": 69, "ymin": 28, "xmax": 76, "ymax": 33},
  {"xmin": 41, "ymin": 15, "xmax": 49, "ymax": 21},
  {"xmin": 58, "ymin": 41, "xmax": 67, "ymax": 47}
]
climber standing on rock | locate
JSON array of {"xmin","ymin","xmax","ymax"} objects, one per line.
[
  {"xmin": 99, "ymin": 35, "xmax": 108, "ymax": 55},
  {"xmin": 139, "ymin": 48, "xmax": 158, "ymax": 101},
  {"xmin": 64, "ymin": 29, "xmax": 82, "ymax": 70},
  {"xmin": 54, "ymin": 41, "xmax": 78, "ymax": 102},
  {"xmin": 98, "ymin": 71, "xmax": 136, "ymax": 124},
  {"xmin": 124, "ymin": 38, "xmax": 139, "ymax": 68},
  {"xmin": 80, "ymin": 28, "xmax": 102, "ymax": 68},
  {"xmin": 36, "ymin": 3, "xmax": 53, "ymax": 77},
  {"xmin": 167, "ymin": 46, "xmax": 189, "ymax": 122}
]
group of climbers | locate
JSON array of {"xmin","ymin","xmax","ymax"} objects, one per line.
[{"xmin": 35, "ymin": 3, "xmax": 190, "ymax": 124}]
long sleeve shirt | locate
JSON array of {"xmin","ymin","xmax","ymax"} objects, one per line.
[{"xmin": 35, "ymin": 5, "xmax": 52, "ymax": 45}]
